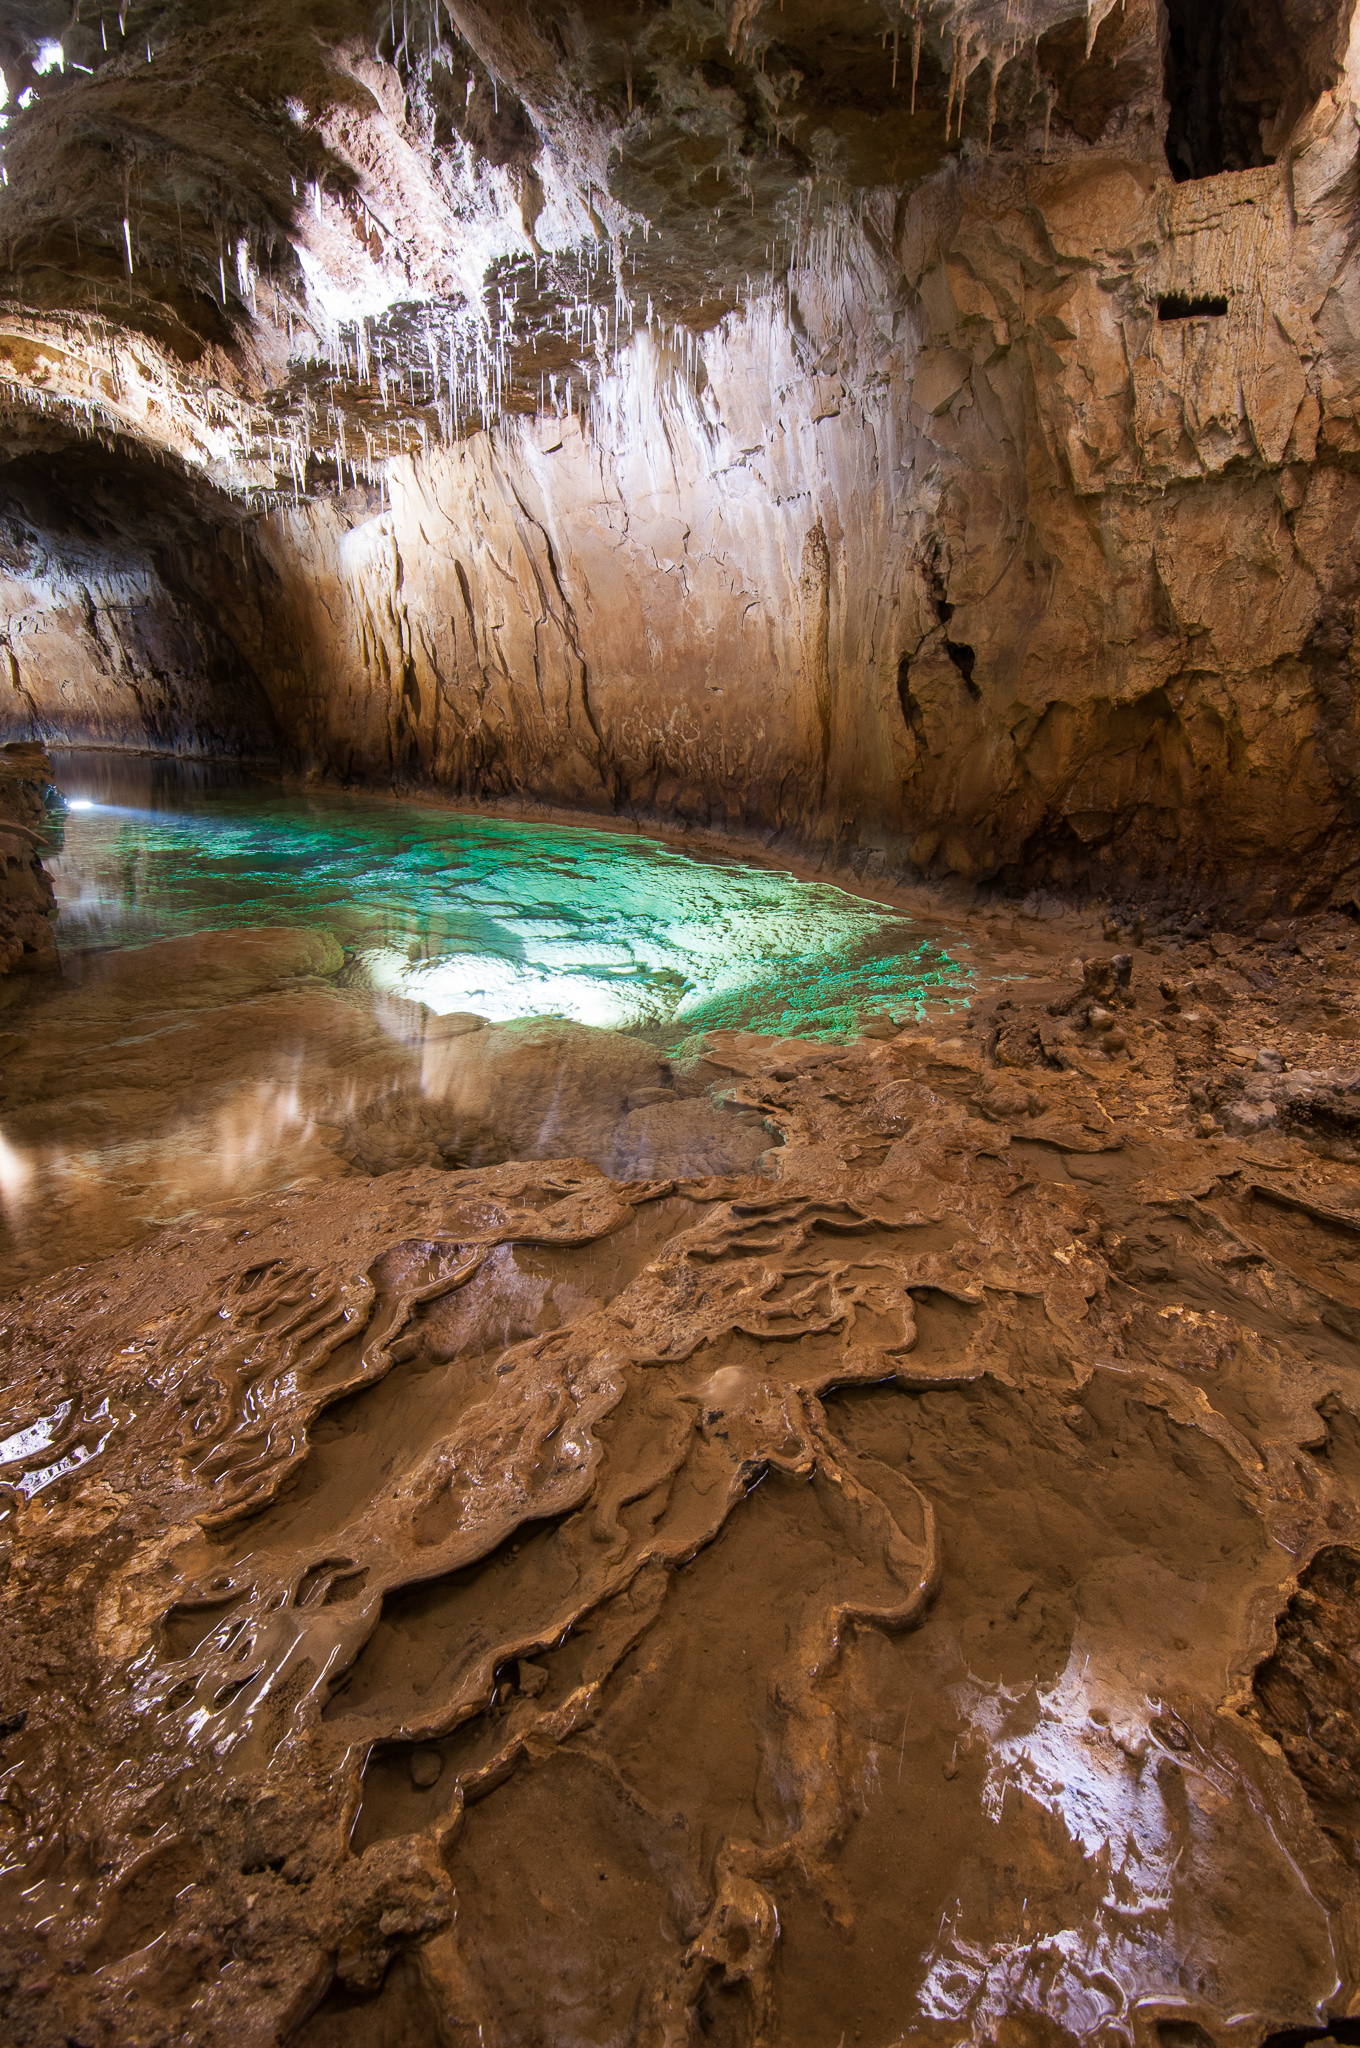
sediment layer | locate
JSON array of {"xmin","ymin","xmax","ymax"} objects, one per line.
[{"xmin": 6, "ymin": 913, "xmax": 1360, "ymax": 2043}]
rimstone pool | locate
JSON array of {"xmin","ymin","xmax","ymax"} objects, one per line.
[
  {"xmin": 43, "ymin": 753, "xmax": 967, "ymax": 1044},
  {"xmin": 0, "ymin": 753, "xmax": 974, "ymax": 1290}
]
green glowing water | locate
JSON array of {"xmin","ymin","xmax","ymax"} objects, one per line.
[{"xmin": 45, "ymin": 754, "xmax": 969, "ymax": 1047}]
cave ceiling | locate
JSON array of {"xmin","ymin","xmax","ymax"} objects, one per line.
[{"xmin": 0, "ymin": 0, "xmax": 1169, "ymax": 505}]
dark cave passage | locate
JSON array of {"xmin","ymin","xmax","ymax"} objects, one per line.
[{"xmin": 1162, "ymin": 0, "xmax": 1353, "ymax": 180}]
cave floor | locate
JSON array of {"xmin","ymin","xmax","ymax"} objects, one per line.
[{"xmin": 4, "ymin": 891, "xmax": 1360, "ymax": 2047}]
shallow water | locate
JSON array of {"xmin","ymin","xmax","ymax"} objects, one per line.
[
  {"xmin": 44, "ymin": 751, "xmax": 969, "ymax": 1044},
  {"xmin": 13, "ymin": 778, "xmax": 1360, "ymax": 2047}
]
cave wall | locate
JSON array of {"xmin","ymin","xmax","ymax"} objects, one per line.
[
  {"xmin": 0, "ymin": 459, "xmax": 280, "ymax": 760},
  {"xmin": 217, "ymin": 34, "xmax": 1360, "ymax": 912},
  {"xmin": 891, "ymin": 125, "xmax": 1360, "ymax": 908},
  {"xmin": 1, "ymin": 0, "xmax": 1359, "ymax": 908},
  {"xmin": 229, "ymin": 279, "xmax": 930, "ymax": 848}
]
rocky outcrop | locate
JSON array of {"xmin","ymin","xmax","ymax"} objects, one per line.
[{"xmin": 0, "ymin": 740, "xmax": 55, "ymax": 974}]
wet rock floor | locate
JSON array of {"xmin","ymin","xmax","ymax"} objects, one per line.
[{"xmin": 5, "ymin": 901, "xmax": 1360, "ymax": 2045}]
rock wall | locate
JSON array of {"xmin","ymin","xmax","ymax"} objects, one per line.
[
  {"xmin": 0, "ymin": 740, "xmax": 57, "ymax": 974},
  {"xmin": 2, "ymin": 0, "xmax": 1360, "ymax": 912},
  {"xmin": 0, "ymin": 459, "xmax": 280, "ymax": 760},
  {"xmin": 231, "ymin": 292, "xmax": 929, "ymax": 844},
  {"xmin": 893, "ymin": 127, "xmax": 1360, "ymax": 909},
  {"xmin": 222, "ymin": 33, "xmax": 1360, "ymax": 913}
]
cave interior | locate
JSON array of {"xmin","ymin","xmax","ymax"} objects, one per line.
[{"xmin": 7, "ymin": 3, "xmax": 1360, "ymax": 2046}]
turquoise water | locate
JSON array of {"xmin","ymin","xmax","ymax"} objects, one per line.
[{"xmin": 44, "ymin": 754, "xmax": 968, "ymax": 1047}]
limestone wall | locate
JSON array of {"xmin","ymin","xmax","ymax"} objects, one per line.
[
  {"xmin": 227, "ymin": 89, "xmax": 1360, "ymax": 911},
  {"xmin": 3, "ymin": 0, "xmax": 1359, "ymax": 911},
  {"xmin": 0, "ymin": 498, "xmax": 279, "ymax": 760}
]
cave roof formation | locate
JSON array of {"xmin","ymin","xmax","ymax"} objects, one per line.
[{"xmin": 0, "ymin": 0, "xmax": 1356, "ymax": 903}]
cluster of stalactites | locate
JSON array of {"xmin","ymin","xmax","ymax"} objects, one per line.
[
  {"xmin": 728, "ymin": 0, "xmax": 1122, "ymax": 155},
  {"xmin": 0, "ymin": 0, "xmax": 1121, "ymax": 511}
]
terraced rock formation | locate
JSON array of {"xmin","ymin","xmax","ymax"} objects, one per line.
[{"xmin": 7, "ymin": 919, "xmax": 1360, "ymax": 2043}]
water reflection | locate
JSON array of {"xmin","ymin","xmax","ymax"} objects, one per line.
[
  {"xmin": 917, "ymin": 1644, "xmax": 1340, "ymax": 2038},
  {"xmin": 42, "ymin": 750, "xmax": 969, "ymax": 1046},
  {"xmin": 0, "ymin": 756, "xmax": 981, "ymax": 1286}
]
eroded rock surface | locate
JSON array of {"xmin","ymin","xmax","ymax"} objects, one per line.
[
  {"xmin": 7, "ymin": 921, "xmax": 1360, "ymax": 2044},
  {"xmin": 1, "ymin": 0, "xmax": 1360, "ymax": 902}
]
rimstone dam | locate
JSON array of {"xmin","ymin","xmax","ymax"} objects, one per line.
[{"xmin": 8, "ymin": 2, "xmax": 1360, "ymax": 2044}]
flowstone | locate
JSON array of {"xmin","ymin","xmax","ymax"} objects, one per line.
[{"xmin": 8, "ymin": 928, "xmax": 1360, "ymax": 2044}]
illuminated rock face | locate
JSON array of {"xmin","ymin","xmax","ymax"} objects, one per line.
[{"xmin": 0, "ymin": 0, "xmax": 1358, "ymax": 906}]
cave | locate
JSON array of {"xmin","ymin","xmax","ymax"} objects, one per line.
[{"xmin": 6, "ymin": 4, "xmax": 1360, "ymax": 2046}]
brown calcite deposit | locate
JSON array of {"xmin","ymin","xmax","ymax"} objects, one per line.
[
  {"xmin": 5, "ymin": 937, "xmax": 1360, "ymax": 2039},
  {"xmin": 9, "ymin": 0, "xmax": 1360, "ymax": 2040},
  {"xmin": 2, "ymin": 904, "xmax": 1360, "ymax": 2043}
]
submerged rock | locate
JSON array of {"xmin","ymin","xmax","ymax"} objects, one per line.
[{"xmin": 0, "ymin": 744, "xmax": 56, "ymax": 977}]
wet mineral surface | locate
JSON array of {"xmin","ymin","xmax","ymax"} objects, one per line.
[
  {"xmin": 5, "ymin": 0, "xmax": 1360, "ymax": 2036},
  {"xmin": 6, "ymin": 880, "xmax": 1360, "ymax": 2045}
]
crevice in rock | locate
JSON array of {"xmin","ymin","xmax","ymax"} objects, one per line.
[
  {"xmin": 944, "ymin": 638, "xmax": 980, "ymax": 699},
  {"xmin": 1157, "ymin": 292, "xmax": 1230, "ymax": 320},
  {"xmin": 896, "ymin": 650, "xmax": 917, "ymax": 738},
  {"xmin": 1254, "ymin": 1545, "xmax": 1360, "ymax": 1867}
]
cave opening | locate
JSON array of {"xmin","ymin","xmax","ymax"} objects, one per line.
[
  {"xmin": 1157, "ymin": 291, "xmax": 1230, "ymax": 320},
  {"xmin": 1162, "ymin": 0, "xmax": 1350, "ymax": 180},
  {"xmin": 0, "ymin": 438, "xmax": 279, "ymax": 763}
]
